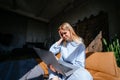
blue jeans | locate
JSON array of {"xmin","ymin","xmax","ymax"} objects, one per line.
[
  {"xmin": 49, "ymin": 62, "xmax": 93, "ymax": 80},
  {"xmin": 19, "ymin": 64, "xmax": 44, "ymax": 80},
  {"xmin": 66, "ymin": 67, "xmax": 93, "ymax": 80}
]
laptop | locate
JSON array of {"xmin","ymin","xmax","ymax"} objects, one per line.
[{"xmin": 33, "ymin": 47, "xmax": 79, "ymax": 77}]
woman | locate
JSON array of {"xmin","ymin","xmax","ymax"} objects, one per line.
[{"xmin": 49, "ymin": 22, "xmax": 93, "ymax": 80}]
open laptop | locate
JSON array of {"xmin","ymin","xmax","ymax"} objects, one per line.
[{"xmin": 33, "ymin": 47, "xmax": 79, "ymax": 77}]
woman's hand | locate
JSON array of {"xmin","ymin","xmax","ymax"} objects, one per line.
[
  {"xmin": 56, "ymin": 31, "xmax": 63, "ymax": 45},
  {"xmin": 58, "ymin": 31, "xmax": 63, "ymax": 39},
  {"xmin": 49, "ymin": 64, "xmax": 62, "ymax": 75},
  {"xmin": 49, "ymin": 64, "xmax": 57, "ymax": 72}
]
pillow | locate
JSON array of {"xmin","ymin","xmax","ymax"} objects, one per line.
[{"xmin": 85, "ymin": 52, "xmax": 119, "ymax": 76}]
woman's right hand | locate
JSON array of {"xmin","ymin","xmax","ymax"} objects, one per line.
[
  {"xmin": 56, "ymin": 31, "xmax": 63, "ymax": 45},
  {"xmin": 58, "ymin": 31, "xmax": 63, "ymax": 39}
]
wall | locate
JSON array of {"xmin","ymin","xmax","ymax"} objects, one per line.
[
  {"xmin": 0, "ymin": 9, "xmax": 27, "ymax": 50},
  {"xmin": 26, "ymin": 19, "xmax": 48, "ymax": 42},
  {"xmin": 0, "ymin": 9, "xmax": 49, "ymax": 80},
  {"xmin": 0, "ymin": 8, "xmax": 49, "ymax": 51},
  {"xmin": 50, "ymin": 0, "xmax": 120, "ymax": 40}
]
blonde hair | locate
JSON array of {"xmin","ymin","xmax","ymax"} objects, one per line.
[{"xmin": 58, "ymin": 22, "xmax": 83, "ymax": 44}]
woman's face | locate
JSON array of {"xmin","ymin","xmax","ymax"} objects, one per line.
[{"xmin": 60, "ymin": 30, "xmax": 71, "ymax": 41}]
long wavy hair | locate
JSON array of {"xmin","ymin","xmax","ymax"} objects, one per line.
[{"xmin": 58, "ymin": 22, "xmax": 83, "ymax": 45}]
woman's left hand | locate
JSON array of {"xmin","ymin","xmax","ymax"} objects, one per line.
[{"xmin": 49, "ymin": 64, "xmax": 57, "ymax": 72}]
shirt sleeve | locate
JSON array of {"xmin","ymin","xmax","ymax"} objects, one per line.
[
  {"xmin": 73, "ymin": 43, "xmax": 86, "ymax": 68},
  {"xmin": 49, "ymin": 42, "xmax": 61, "ymax": 55},
  {"xmin": 48, "ymin": 43, "xmax": 62, "ymax": 79}
]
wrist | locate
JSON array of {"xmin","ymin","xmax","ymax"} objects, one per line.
[{"xmin": 56, "ymin": 38, "xmax": 63, "ymax": 45}]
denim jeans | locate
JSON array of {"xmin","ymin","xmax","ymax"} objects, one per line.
[
  {"xmin": 19, "ymin": 64, "xmax": 44, "ymax": 80},
  {"xmin": 66, "ymin": 67, "xmax": 93, "ymax": 80},
  {"xmin": 49, "ymin": 65, "xmax": 93, "ymax": 80}
]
